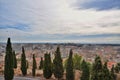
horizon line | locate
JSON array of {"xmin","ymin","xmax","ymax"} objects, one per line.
[{"xmin": 0, "ymin": 42, "xmax": 120, "ymax": 45}]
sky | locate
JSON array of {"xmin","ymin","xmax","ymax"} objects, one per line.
[{"xmin": 0, "ymin": 0, "xmax": 120, "ymax": 43}]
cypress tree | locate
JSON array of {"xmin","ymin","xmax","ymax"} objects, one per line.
[
  {"xmin": 48, "ymin": 53, "xmax": 52, "ymax": 76},
  {"xmin": 39, "ymin": 57, "xmax": 43, "ymax": 69},
  {"xmin": 91, "ymin": 56, "xmax": 103, "ymax": 80},
  {"xmin": 80, "ymin": 60, "xmax": 90, "ymax": 80},
  {"xmin": 66, "ymin": 49, "xmax": 74, "ymax": 80},
  {"xmin": 102, "ymin": 62, "xmax": 111, "ymax": 80},
  {"xmin": 32, "ymin": 54, "xmax": 37, "ymax": 77},
  {"xmin": 4, "ymin": 38, "xmax": 14, "ymax": 80},
  {"xmin": 115, "ymin": 62, "xmax": 120, "ymax": 73},
  {"xmin": 110, "ymin": 65, "xmax": 116, "ymax": 80},
  {"xmin": 21, "ymin": 46, "xmax": 27, "ymax": 76},
  {"xmin": 53, "ymin": 47, "xmax": 64, "ymax": 80},
  {"xmin": 13, "ymin": 51, "xmax": 17, "ymax": 68},
  {"xmin": 43, "ymin": 53, "xmax": 52, "ymax": 79}
]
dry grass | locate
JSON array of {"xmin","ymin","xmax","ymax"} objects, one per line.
[
  {"xmin": 117, "ymin": 73, "xmax": 120, "ymax": 80},
  {"xmin": 1, "ymin": 63, "xmax": 120, "ymax": 80}
]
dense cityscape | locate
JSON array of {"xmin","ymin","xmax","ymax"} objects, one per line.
[
  {"xmin": 0, "ymin": 43, "xmax": 120, "ymax": 63},
  {"xmin": 0, "ymin": 39, "xmax": 120, "ymax": 80}
]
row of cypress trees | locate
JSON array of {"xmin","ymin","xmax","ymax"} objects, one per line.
[
  {"xmin": 4, "ymin": 38, "xmax": 37, "ymax": 80},
  {"xmin": 42, "ymin": 47, "xmax": 74, "ymax": 80},
  {"xmin": 4, "ymin": 38, "xmax": 119, "ymax": 80},
  {"xmin": 80, "ymin": 56, "xmax": 117, "ymax": 80},
  {"xmin": 4, "ymin": 38, "xmax": 70, "ymax": 80},
  {"xmin": 20, "ymin": 45, "xmax": 74, "ymax": 80},
  {"xmin": 90, "ymin": 56, "xmax": 117, "ymax": 80},
  {"xmin": 21, "ymin": 46, "xmax": 37, "ymax": 77}
]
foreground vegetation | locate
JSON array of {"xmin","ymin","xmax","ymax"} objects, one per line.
[{"xmin": 4, "ymin": 38, "xmax": 120, "ymax": 80}]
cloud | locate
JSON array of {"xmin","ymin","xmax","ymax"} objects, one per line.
[{"xmin": 0, "ymin": 0, "xmax": 120, "ymax": 43}]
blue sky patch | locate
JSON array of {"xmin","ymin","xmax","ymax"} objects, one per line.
[
  {"xmin": 0, "ymin": 23, "xmax": 30, "ymax": 31},
  {"xmin": 78, "ymin": 0, "xmax": 120, "ymax": 10}
]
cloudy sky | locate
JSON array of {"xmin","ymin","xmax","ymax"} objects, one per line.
[{"xmin": 0, "ymin": 0, "xmax": 120, "ymax": 43}]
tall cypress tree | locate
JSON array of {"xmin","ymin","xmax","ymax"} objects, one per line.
[
  {"xmin": 32, "ymin": 54, "xmax": 37, "ymax": 77},
  {"xmin": 53, "ymin": 47, "xmax": 64, "ymax": 80},
  {"xmin": 13, "ymin": 51, "xmax": 17, "ymax": 68},
  {"xmin": 21, "ymin": 46, "xmax": 27, "ymax": 76},
  {"xmin": 81, "ymin": 60, "xmax": 90, "ymax": 80},
  {"xmin": 4, "ymin": 38, "xmax": 14, "ymax": 80},
  {"xmin": 43, "ymin": 53, "xmax": 52, "ymax": 79},
  {"xmin": 39, "ymin": 57, "xmax": 43, "ymax": 69},
  {"xmin": 91, "ymin": 56, "xmax": 103, "ymax": 80},
  {"xmin": 115, "ymin": 62, "xmax": 120, "ymax": 73},
  {"xmin": 110, "ymin": 65, "xmax": 116, "ymax": 80},
  {"xmin": 66, "ymin": 49, "xmax": 74, "ymax": 80},
  {"xmin": 102, "ymin": 62, "xmax": 111, "ymax": 80}
]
